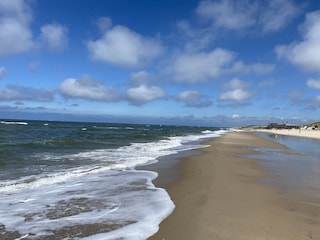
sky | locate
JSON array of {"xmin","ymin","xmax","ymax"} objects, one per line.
[{"xmin": 1, "ymin": 0, "xmax": 320, "ymax": 126}]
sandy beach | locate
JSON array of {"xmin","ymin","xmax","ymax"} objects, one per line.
[
  {"xmin": 149, "ymin": 132, "xmax": 320, "ymax": 240},
  {"xmin": 255, "ymin": 128, "xmax": 320, "ymax": 140}
]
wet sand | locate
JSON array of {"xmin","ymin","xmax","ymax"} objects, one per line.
[{"xmin": 149, "ymin": 131, "xmax": 320, "ymax": 240}]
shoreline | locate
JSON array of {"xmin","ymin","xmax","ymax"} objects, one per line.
[
  {"xmin": 149, "ymin": 131, "xmax": 320, "ymax": 239},
  {"xmin": 254, "ymin": 128, "xmax": 320, "ymax": 140}
]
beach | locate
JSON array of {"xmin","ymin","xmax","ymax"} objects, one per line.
[
  {"xmin": 0, "ymin": 121, "xmax": 224, "ymax": 239},
  {"xmin": 149, "ymin": 131, "xmax": 320, "ymax": 240},
  {"xmin": 255, "ymin": 128, "xmax": 320, "ymax": 140}
]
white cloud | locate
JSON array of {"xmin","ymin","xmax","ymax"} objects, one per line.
[
  {"xmin": 224, "ymin": 78, "xmax": 250, "ymax": 90},
  {"xmin": 307, "ymin": 78, "xmax": 320, "ymax": 89},
  {"xmin": 0, "ymin": 85, "xmax": 54, "ymax": 101},
  {"xmin": 231, "ymin": 61, "xmax": 275, "ymax": 74},
  {"xmin": 60, "ymin": 77, "xmax": 119, "ymax": 102},
  {"xmin": 232, "ymin": 114, "xmax": 241, "ymax": 119},
  {"xmin": 196, "ymin": 0, "xmax": 299, "ymax": 33},
  {"xmin": 0, "ymin": 1, "xmax": 70, "ymax": 55},
  {"xmin": 173, "ymin": 48, "xmax": 235, "ymax": 83},
  {"xmin": 177, "ymin": 90, "xmax": 212, "ymax": 108},
  {"xmin": 259, "ymin": 0, "xmax": 300, "ymax": 33},
  {"xmin": 275, "ymin": 11, "xmax": 320, "ymax": 72},
  {"xmin": 176, "ymin": 20, "xmax": 215, "ymax": 52},
  {"xmin": 39, "ymin": 24, "xmax": 68, "ymax": 52},
  {"xmin": 177, "ymin": 90, "xmax": 201, "ymax": 101},
  {"xmin": 87, "ymin": 25, "xmax": 163, "ymax": 68},
  {"xmin": 130, "ymin": 71, "xmax": 152, "ymax": 85},
  {"xmin": 172, "ymin": 49, "xmax": 273, "ymax": 84},
  {"xmin": 126, "ymin": 84, "xmax": 166, "ymax": 105},
  {"xmin": 0, "ymin": 66, "xmax": 7, "ymax": 79},
  {"xmin": 0, "ymin": 0, "xmax": 34, "ymax": 55},
  {"xmin": 196, "ymin": 0, "xmax": 257, "ymax": 30},
  {"xmin": 219, "ymin": 89, "xmax": 252, "ymax": 101},
  {"xmin": 219, "ymin": 78, "xmax": 253, "ymax": 101}
]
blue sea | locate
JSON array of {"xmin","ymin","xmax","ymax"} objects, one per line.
[{"xmin": 0, "ymin": 120, "xmax": 228, "ymax": 240}]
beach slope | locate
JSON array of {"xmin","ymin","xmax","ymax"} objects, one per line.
[{"xmin": 149, "ymin": 132, "xmax": 320, "ymax": 240}]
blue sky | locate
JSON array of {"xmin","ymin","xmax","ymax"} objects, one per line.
[{"xmin": 1, "ymin": 0, "xmax": 320, "ymax": 126}]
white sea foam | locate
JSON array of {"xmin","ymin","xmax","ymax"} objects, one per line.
[
  {"xmin": 1, "ymin": 129, "xmax": 229, "ymax": 194},
  {"xmin": 0, "ymin": 120, "xmax": 28, "ymax": 125},
  {"xmin": 0, "ymin": 169, "xmax": 174, "ymax": 239},
  {"xmin": 0, "ymin": 128, "xmax": 229, "ymax": 239}
]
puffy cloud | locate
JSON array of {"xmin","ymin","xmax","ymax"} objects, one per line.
[
  {"xmin": 87, "ymin": 25, "xmax": 163, "ymax": 68},
  {"xmin": 173, "ymin": 48, "xmax": 235, "ymax": 83},
  {"xmin": 0, "ymin": 66, "xmax": 7, "ymax": 79},
  {"xmin": 275, "ymin": 11, "xmax": 320, "ymax": 72},
  {"xmin": 60, "ymin": 77, "xmax": 165, "ymax": 105},
  {"xmin": 219, "ymin": 78, "xmax": 253, "ymax": 101},
  {"xmin": 39, "ymin": 24, "xmax": 68, "ymax": 52},
  {"xmin": 196, "ymin": 0, "xmax": 299, "ymax": 33},
  {"xmin": 219, "ymin": 89, "xmax": 252, "ymax": 101},
  {"xmin": 177, "ymin": 90, "xmax": 212, "ymax": 108},
  {"xmin": 172, "ymin": 47, "xmax": 273, "ymax": 84},
  {"xmin": 0, "ymin": 1, "xmax": 69, "ymax": 55},
  {"xmin": 0, "ymin": 0, "xmax": 34, "ymax": 55},
  {"xmin": 0, "ymin": 85, "xmax": 54, "ymax": 101},
  {"xmin": 60, "ymin": 77, "xmax": 119, "ymax": 102},
  {"xmin": 126, "ymin": 84, "xmax": 166, "ymax": 105},
  {"xmin": 307, "ymin": 78, "xmax": 320, "ymax": 89}
]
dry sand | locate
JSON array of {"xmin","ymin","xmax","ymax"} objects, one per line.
[
  {"xmin": 255, "ymin": 128, "xmax": 320, "ymax": 140},
  {"xmin": 149, "ymin": 132, "xmax": 320, "ymax": 240}
]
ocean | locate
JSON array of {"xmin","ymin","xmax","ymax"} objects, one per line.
[
  {"xmin": 254, "ymin": 132, "xmax": 320, "ymax": 199},
  {"xmin": 0, "ymin": 120, "xmax": 227, "ymax": 240}
]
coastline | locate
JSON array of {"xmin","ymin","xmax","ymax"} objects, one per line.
[
  {"xmin": 149, "ymin": 131, "xmax": 320, "ymax": 239},
  {"xmin": 254, "ymin": 128, "xmax": 320, "ymax": 140}
]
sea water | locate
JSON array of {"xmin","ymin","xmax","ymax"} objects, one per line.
[
  {"xmin": 0, "ymin": 120, "xmax": 227, "ymax": 239},
  {"xmin": 253, "ymin": 132, "xmax": 320, "ymax": 198}
]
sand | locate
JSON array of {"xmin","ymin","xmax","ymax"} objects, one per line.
[
  {"xmin": 255, "ymin": 128, "xmax": 320, "ymax": 140},
  {"xmin": 149, "ymin": 132, "xmax": 320, "ymax": 240}
]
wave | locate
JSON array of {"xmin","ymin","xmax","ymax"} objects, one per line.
[
  {"xmin": 0, "ymin": 121, "xmax": 28, "ymax": 125},
  {"xmin": 0, "ymin": 126, "xmax": 230, "ymax": 239}
]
